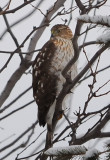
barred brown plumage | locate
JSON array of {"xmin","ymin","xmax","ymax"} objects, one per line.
[{"xmin": 32, "ymin": 24, "xmax": 77, "ymax": 127}]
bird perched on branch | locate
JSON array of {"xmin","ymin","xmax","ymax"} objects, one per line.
[{"xmin": 32, "ymin": 24, "xmax": 77, "ymax": 128}]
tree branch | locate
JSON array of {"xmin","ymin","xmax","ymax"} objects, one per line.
[
  {"xmin": 0, "ymin": 0, "xmax": 43, "ymax": 39},
  {"xmin": 0, "ymin": 86, "xmax": 32, "ymax": 113},
  {"xmin": 1, "ymin": 128, "xmax": 34, "ymax": 160},
  {"xmin": 75, "ymin": 0, "xmax": 86, "ymax": 11},
  {"xmin": 0, "ymin": 100, "xmax": 35, "ymax": 121},
  {"xmin": 73, "ymin": 105, "xmax": 110, "ymax": 145},
  {"xmin": 1, "ymin": 0, "xmax": 36, "ymax": 15},
  {"xmin": 0, "ymin": 120, "xmax": 38, "ymax": 152}
]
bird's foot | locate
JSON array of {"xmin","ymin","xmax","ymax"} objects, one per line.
[{"xmin": 65, "ymin": 73, "xmax": 72, "ymax": 84}]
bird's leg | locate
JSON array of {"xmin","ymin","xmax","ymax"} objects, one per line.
[{"xmin": 45, "ymin": 124, "xmax": 53, "ymax": 149}]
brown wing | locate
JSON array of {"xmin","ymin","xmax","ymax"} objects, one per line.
[{"xmin": 32, "ymin": 41, "xmax": 58, "ymax": 126}]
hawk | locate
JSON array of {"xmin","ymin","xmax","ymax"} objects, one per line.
[{"xmin": 32, "ymin": 24, "xmax": 77, "ymax": 127}]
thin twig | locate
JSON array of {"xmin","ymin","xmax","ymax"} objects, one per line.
[
  {"xmin": 0, "ymin": 100, "xmax": 35, "ymax": 121},
  {"xmin": 0, "ymin": 0, "xmax": 43, "ymax": 39},
  {"xmin": 0, "ymin": 24, "xmax": 48, "ymax": 73},
  {"xmin": 0, "ymin": 121, "xmax": 38, "ymax": 152},
  {"xmin": 2, "ymin": 9, "xmax": 23, "ymax": 60},
  {"xmin": 78, "ymin": 64, "xmax": 110, "ymax": 83},
  {"xmin": 0, "ymin": 0, "xmax": 12, "ymax": 15},
  {"xmin": 0, "ymin": 86, "xmax": 32, "ymax": 113},
  {"xmin": 1, "ymin": 128, "xmax": 35, "ymax": 160},
  {"xmin": 1, "ymin": 0, "xmax": 36, "ymax": 15}
]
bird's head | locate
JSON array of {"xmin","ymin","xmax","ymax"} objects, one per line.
[{"xmin": 51, "ymin": 24, "xmax": 73, "ymax": 40}]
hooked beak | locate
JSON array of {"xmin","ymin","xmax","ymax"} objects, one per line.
[
  {"xmin": 51, "ymin": 33, "xmax": 54, "ymax": 38},
  {"xmin": 51, "ymin": 30, "xmax": 54, "ymax": 38}
]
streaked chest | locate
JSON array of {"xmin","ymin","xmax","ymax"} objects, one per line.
[{"xmin": 49, "ymin": 37, "xmax": 74, "ymax": 73}]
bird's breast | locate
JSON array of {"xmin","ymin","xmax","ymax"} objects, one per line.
[{"xmin": 49, "ymin": 38, "xmax": 74, "ymax": 74}]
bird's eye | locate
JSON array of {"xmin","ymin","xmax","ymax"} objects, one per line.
[{"xmin": 57, "ymin": 30, "xmax": 61, "ymax": 33}]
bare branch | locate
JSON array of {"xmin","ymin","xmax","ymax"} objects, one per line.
[
  {"xmin": 17, "ymin": 130, "xmax": 46, "ymax": 160},
  {"xmin": 0, "ymin": 61, "xmax": 31, "ymax": 107},
  {"xmin": 73, "ymin": 105, "xmax": 110, "ymax": 145},
  {"xmin": 0, "ymin": 86, "xmax": 32, "ymax": 113},
  {"xmin": 79, "ymin": 64, "xmax": 110, "ymax": 83},
  {"xmin": 1, "ymin": 0, "xmax": 36, "ymax": 15},
  {"xmin": 1, "ymin": 128, "xmax": 34, "ymax": 160},
  {"xmin": 0, "ymin": 0, "xmax": 12, "ymax": 15},
  {"xmin": 0, "ymin": 0, "xmax": 43, "ymax": 39},
  {"xmin": 2, "ymin": 8, "xmax": 23, "ymax": 61},
  {"xmin": 0, "ymin": 100, "xmax": 35, "ymax": 121},
  {"xmin": 0, "ymin": 120, "xmax": 38, "ymax": 152}
]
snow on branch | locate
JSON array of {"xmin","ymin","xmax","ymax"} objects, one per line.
[
  {"xmin": 78, "ymin": 14, "xmax": 110, "ymax": 27},
  {"xmin": 105, "ymin": 140, "xmax": 110, "ymax": 147},
  {"xmin": 104, "ymin": 140, "xmax": 110, "ymax": 160},
  {"xmin": 97, "ymin": 32, "xmax": 110, "ymax": 43},
  {"xmin": 78, "ymin": 14, "xmax": 110, "ymax": 43},
  {"xmin": 44, "ymin": 146, "xmax": 101, "ymax": 160},
  {"xmin": 44, "ymin": 145, "xmax": 86, "ymax": 156},
  {"xmin": 83, "ymin": 148, "xmax": 99, "ymax": 160}
]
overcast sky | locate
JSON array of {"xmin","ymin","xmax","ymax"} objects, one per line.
[{"xmin": 0, "ymin": 1, "xmax": 110, "ymax": 160}]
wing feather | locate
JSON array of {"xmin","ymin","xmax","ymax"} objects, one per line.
[{"xmin": 32, "ymin": 41, "xmax": 58, "ymax": 126}]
